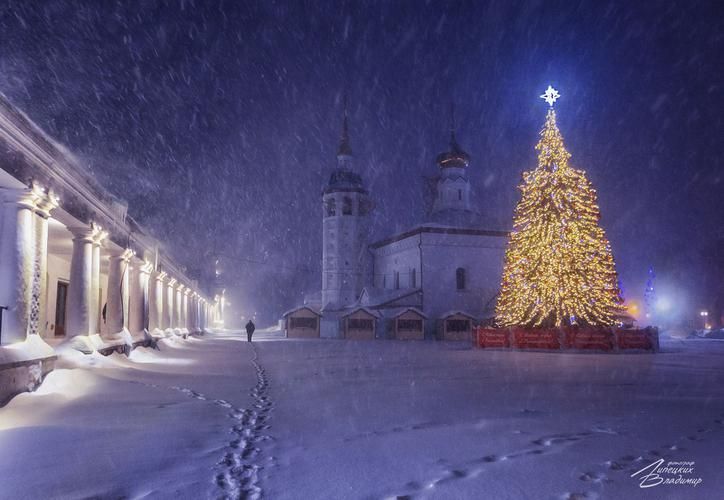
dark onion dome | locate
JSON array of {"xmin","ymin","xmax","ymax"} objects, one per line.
[{"xmin": 436, "ymin": 130, "xmax": 470, "ymax": 168}]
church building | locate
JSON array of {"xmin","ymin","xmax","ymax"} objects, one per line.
[{"xmin": 287, "ymin": 107, "xmax": 508, "ymax": 340}]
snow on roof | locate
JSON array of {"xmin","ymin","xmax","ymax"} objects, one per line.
[
  {"xmin": 390, "ymin": 307, "xmax": 428, "ymax": 319},
  {"xmin": 281, "ymin": 305, "xmax": 322, "ymax": 318},
  {"xmin": 439, "ymin": 310, "xmax": 477, "ymax": 320},
  {"xmin": 340, "ymin": 306, "xmax": 381, "ymax": 319}
]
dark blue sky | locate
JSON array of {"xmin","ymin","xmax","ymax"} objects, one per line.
[{"xmin": 1, "ymin": 0, "xmax": 722, "ymax": 324}]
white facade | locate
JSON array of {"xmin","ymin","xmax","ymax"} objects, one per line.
[
  {"xmin": 0, "ymin": 93, "xmax": 220, "ymax": 366},
  {"xmin": 370, "ymin": 227, "xmax": 506, "ymax": 328},
  {"xmin": 301, "ymin": 109, "xmax": 508, "ymax": 339}
]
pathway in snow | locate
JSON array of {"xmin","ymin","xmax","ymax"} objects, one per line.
[
  {"xmin": 129, "ymin": 340, "xmax": 275, "ymax": 499},
  {"xmin": 212, "ymin": 342, "xmax": 274, "ymax": 500}
]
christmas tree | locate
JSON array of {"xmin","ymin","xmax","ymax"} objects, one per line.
[{"xmin": 496, "ymin": 87, "xmax": 623, "ymax": 328}]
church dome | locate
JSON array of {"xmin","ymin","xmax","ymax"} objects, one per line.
[{"xmin": 436, "ymin": 131, "xmax": 470, "ymax": 168}]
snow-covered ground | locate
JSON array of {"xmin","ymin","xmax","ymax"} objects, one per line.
[{"xmin": 1, "ymin": 331, "xmax": 723, "ymax": 499}]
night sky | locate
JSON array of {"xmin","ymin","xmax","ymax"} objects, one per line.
[{"xmin": 1, "ymin": 0, "xmax": 722, "ymax": 325}]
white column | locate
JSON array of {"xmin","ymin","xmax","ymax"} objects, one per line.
[
  {"xmin": 31, "ymin": 191, "xmax": 58, "ymax": 338},
  {"xmin": 149, "ymin": 271, "xmax": 166, "ymax": 333},
  {"xmin": 106, "ymin": 248, "xmax": 132, "ymax": 339},
  {"xmin": 190, "ymin": 294, "xmax": 198, "ymax": 333},
  {"xmin": 129, "ymin": 259, "xmax": 152, "ymax": 337},
  {"xmin": 164, "ymin": 279, "xmax": 176, "ymax": 330},
  {"xmin": 66, "ymin": 226, "xmax": 98, "ymax": 338},
  {"xmin": 175, "ymin": 285, "xmax": 184, "ymax": 329},
  {"xmin": 89, "ymin": 227, "xmax": 106, "ymax": 335},
  {"xmin": 0, "ymin": 188, "xmax": 40, "ymax": 344}
]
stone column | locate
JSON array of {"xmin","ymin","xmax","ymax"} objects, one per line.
[
  {"xmin": 148, "ymin": 271, "xmax": 166, "ymax": 333},
  {"xmin": 129, "ymin": 259, "xmax": 152, "ymax": 337},
  {"xmin": 182, "ymin": 288, "xmax": 190, "ymax": 331},
  {"xmin": 175, "ymin": 285, "xmax": 184, "ymax": 330},
  {"xmin": 0, "ymin": 188, "xmax": 40, "ymax": 344},
  {"xmin": 165, "ymin": 278, "xmax": 176, "ymax": 330},
  {"xmin": 31, "ymin": 190, "xmax": 59, "ymax": 338},
  {"xmin": 106, "ymin": 248, "xmax": 133, "ymax": 339},
  {"xmin": 66, "ymin": 226, "xmax": 100, "ymax": 338},
  {"xmin": 89, "ymin": 227, "xmax": 106, "ymax": 335},
  {"xmin": 190, "ymin": 294, "xmax": 198, "ymax": 333}
]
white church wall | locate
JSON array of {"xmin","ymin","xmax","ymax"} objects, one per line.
[
  {"xmin": 372, "ymin": 235, "xmax": 421, "ymax": 290},
  {"xmin": 420, "ymin": 232, "xmax": 506, "ymax": 322}
]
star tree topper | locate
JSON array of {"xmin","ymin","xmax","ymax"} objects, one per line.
[{"xmin": 540, "ymin": 85, "xmax": 560, "ymax": 107}]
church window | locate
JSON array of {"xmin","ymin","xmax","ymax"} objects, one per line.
[
  {"xmin": 456, "ymin": 267, "xmax": 466, "ymax": 290},
  {"xmin": 343, "ymin": 196, "xmax": 353, "ymax": 215},
  {"xmin": 326, "ymin": 198, "xmax": 336, "ymax": 217}
]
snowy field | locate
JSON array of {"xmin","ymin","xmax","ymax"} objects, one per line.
[{"xmin": 1, "ymin": 331, "xmax": 723, "ymax": 500}]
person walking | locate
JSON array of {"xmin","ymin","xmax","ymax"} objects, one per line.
[{"xmin": 245, "ymin": 319, "xmax": 255, "ymax": 342}]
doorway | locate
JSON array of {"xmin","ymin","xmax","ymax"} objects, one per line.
[{"xmin": 55, "ymin": 281, "xmax": 68, "ymax": 337}]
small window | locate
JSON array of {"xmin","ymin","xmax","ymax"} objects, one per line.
[
  {"xmin": 383, "ymin": 274, "xmax": 387, "ymax": 289},
  {"xmin": 326, "ymin": 198, "xmax": 336, "ymax": 217},
  {"xmin": 458, "ymin": 189, "xmax": 462, "ymax": 200},
  {"xmin": 342, "ymin": 196, "xmax": 353, "ymax": 215},
  {"xmin": 456, "ymin": 267, "xmax": 466, "ymax": 290},
  {"xmin": 394, "ymin": 271, "xmax": 400, "ymax": 290},
  {"xmin": 398, "ymin": 319, "xmax": 422, "ymax": 331},
  {"xmin": 410, "ymin": 268, "xmax": 417, "ymax": 288},
  {"xmin": 446, "ymin": 319, "xmax": 470, "ymax": 332},
  {"xmin": 290, "ymin": 317, "xmax": 317, "ymax": 329},
  {"xmin": 349, "ymin": 318, "xmax": 373, "ymax": 330}
]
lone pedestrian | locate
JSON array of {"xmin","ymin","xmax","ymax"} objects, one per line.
[{"xmin": 246, "ymin": 319, "xmax": 255, "ymax": 342}]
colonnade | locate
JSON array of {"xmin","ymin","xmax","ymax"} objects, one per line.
[{"xmin": 0, "ymin": 184, "xmax": 216, "ymax": 347}]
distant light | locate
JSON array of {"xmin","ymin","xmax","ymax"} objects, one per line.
[
  {"xmin": 705, "ymin": 324, "xmax": 712, "ymax": 330},
  {"xmin": 700, "ymin": 310, "xmax": 708, "ymax": 317},
  {"xmin": 655, "ymin": 296, "xmax": 672, "ymax": 313}
]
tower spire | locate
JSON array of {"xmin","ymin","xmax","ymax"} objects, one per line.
[
  {"xmin": 338, "ymin": 94, "xmax": 352, "ymax": 157},
  {"xmin": 449, "ymin": 102, "xmax": 457, "ymax": 146}
]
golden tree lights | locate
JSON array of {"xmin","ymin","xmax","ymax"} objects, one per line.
[{"xmin": 495, "ymin": 89, "xmax": 623, "ymax": 328}]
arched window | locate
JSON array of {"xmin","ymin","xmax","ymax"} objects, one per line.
[
  {"xmin": 326, "ymin": 198, "xmax": 336, "ymax": 217},
  {"xmin": 456, "ymin": 267, "xmax": 466, "ymax": 290},
  {"xmin": 342, "ymin": 196, "xmax": 353, "ymax": 215}
]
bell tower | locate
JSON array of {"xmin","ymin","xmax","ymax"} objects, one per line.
[{"xmin": 321, "ymin": 102, "xmax": 372, "ymax": 310}]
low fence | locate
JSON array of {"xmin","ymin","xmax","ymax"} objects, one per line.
[{"xmin": 474, "ymin": 326, "xmax": 659, "ymax": 352}]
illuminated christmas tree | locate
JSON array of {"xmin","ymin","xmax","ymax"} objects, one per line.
[{"xmin": 496, "ymin": 87, "xmax": 623, "ymax": 328}]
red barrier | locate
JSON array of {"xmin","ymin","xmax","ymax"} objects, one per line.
[
  {"xmin": 563, "ymin": 327, "xmax": 615, "ymax": 351},
  {"xmin": 511, "ymin": 327, "xmax": 561, "ymax": 350},
  {"xmin": 472, "ymin": 326, "xmax": 658, "ymax": 353},
  {"xmin": 474, "ymin": 327, "xmax": 510, "ymax": 348},
  {"xmin": 615, "ymin": 327, "xmax": 658, "ymax": 351}
]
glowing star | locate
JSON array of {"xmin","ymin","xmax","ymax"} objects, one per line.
[{"xmin": 540, "ymin": 85, "xmax": 560, "ymax": 107}]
